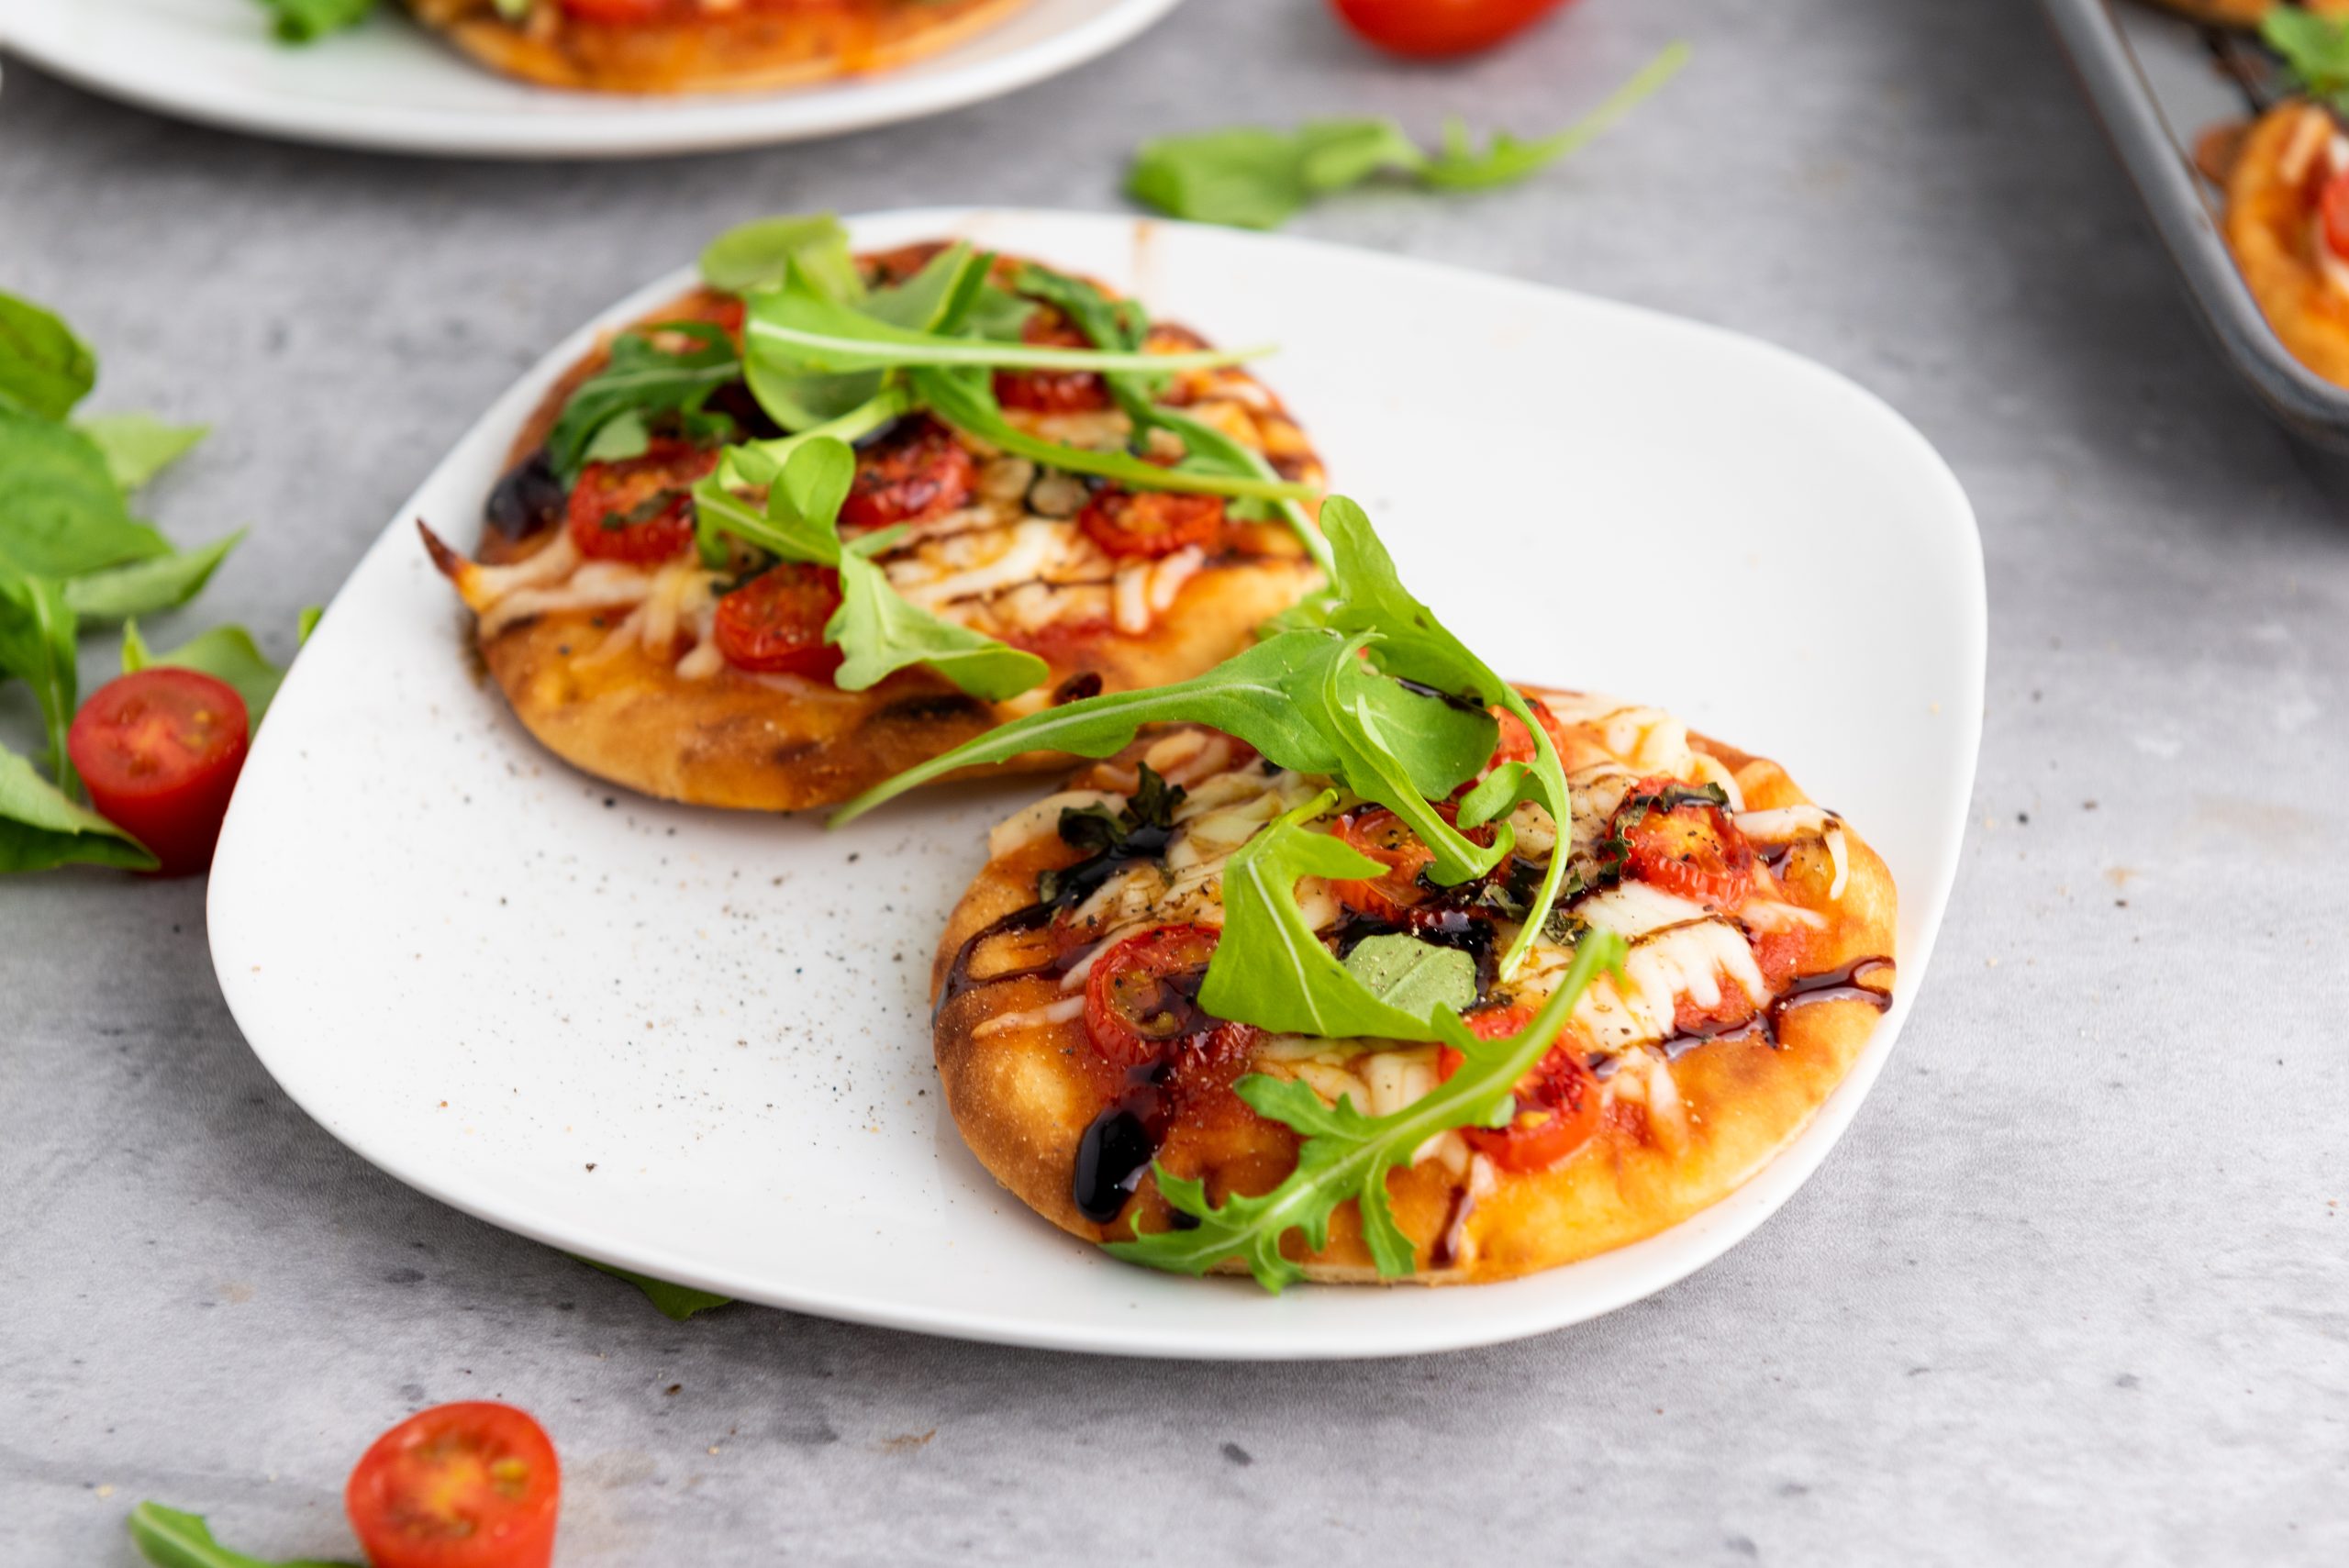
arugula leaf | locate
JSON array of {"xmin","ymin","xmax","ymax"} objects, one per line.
[
  {"xmin": 543, "ymin": 323, "xmax": 740, "ymax": 486},
  {"xmin": 127, "ymin": 1502, "xmax": 353, "ymax": 1568},
  {"xmin": 1196, "ymin": 793, "xmax": 1460, "ymax": 1042},
  {"xmin": 1126, "ymin": 42, "xmax": 1688, "ymax": 228},
  {"xmin": 63, "ymin": 530, "xmax": 242, "ymax": 621},
  {"xmin": 297, "ymin": 606, "xmax": 323, "ymax": 645},
  {"xmin": 699, "ymin": 212, "xmax": 863, "ymax": 300},
  {"xmin": 1343, "ymin": 932, "xmax": 1477, "ymax": 1019},
  {"xmin": 124, "ymin": 621, "xmax": 285, "ymax": 732},
  {"xmin": 0, "ymin": 292, "xmax": 96, "ymax": 420},
  {"xmin": 742, "ymin": 245, "xmax": 980, "ymax": 431},
  {"xmin": 2266, "ymin": 9, "xmax": 2349, "ymax": 111},
  {"xmin": 0, "ymin": 564, "xmax": 80, "ymax": 782},
  {"xmin": 0, "ymin": 410, "xmax": 170, "ymax": 578},
  {"xmin": 1109, "ymin": 930, "xmax": 1627, "ymax": 1290},
  {"xmin": 693, "ymin": 438, "xmax": 1047, "ymax": 702},
  {"xmin": 76, "ymin": 412, "xmax": 208, "ymax": 492},
  {"xmin": 574, "ymin": 1257, "xmax": 733, "ymax": 1322},
  {"xmin": 0, "ymin": 740, "xmax": 155, "ymax": 873},
  {"xmin": 250, "ymin": 0, "xmax": 374, "ymax": 42}
]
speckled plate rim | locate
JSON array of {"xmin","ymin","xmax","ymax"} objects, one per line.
[
  {"xmin": 0, "ymin": 0, "xmax": 1182, "ymax": 160},
  {"xmin": 208, "ymin": 209, "xmax": 1985, "ymax": 1359}
]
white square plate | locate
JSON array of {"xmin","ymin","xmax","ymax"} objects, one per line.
[
  {"xmin": 0, "ymin": 0, "xmax": 1180, "ymax": 159},
  {"xmin": 208, "ymin": 209, "xmax": 1984, "ymax": 1359}
]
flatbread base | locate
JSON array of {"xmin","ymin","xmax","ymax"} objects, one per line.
[
  {"xmin": 930, "ymin": 699, "xmax": 1899, "ymax": 1286},
  {"xmin": 2225, "ymin": 103, "xmax": 2349, "ymax": 389}
]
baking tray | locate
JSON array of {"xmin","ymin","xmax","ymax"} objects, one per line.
[{"xmin": 2039, "ymin": 0, "xmax": 2349, "ymax": 455}]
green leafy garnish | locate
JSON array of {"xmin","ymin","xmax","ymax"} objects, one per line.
[
  {"xmin": 0, "ymin": 564, "xmax": 80, "ymax": 782},
  {"xmin": 77, "ymin": 412, "xmax": 209, "ymax": 492},
  {"xmin": 248, "ymin": 0, "xmax": 374, "ymax": 43},
  {"xmin": 544, "ymin": 322, "xmax": 740, "ymax": 486},
  {"xmin": 64, "ymin": 531, "xmax": 243, "ymax": 622},
  {"xmin": 1108, "ymin": 931, "xmax": 1627, "ymax": 1291},
  {"xmin": 124, "ymin": 621, "xmax": 287, "ymax": 733},
  {"xmin": 2266, "ymin": 8, "xmax": 2349, "ymax": 112},
  {"xmin": 575, "ymin": 1257, "xmax": 733, "ymax": 1321},
  {"xmin": 1126, "ymin": 41, "xmax": 1688, "ymax": 229},
  {"xmin": 693, "ymin": 438, "xmax": 1048, "ymax": 702},
  {"xmin": 0, "ymin": 410, "xmax": 170, "ymax": 579},
  {"xmin": 0, "ymin": 292, "xmax": 97, "ymax": 420},
  {"xmin": 699, "ymin": 212, "xmax": 863, "ymax": 299},
  {"xmin": 0, "ymin": 741, "xmax": 155, "ymax": 873},
  {"xmin": 1341, "ymin": 931, "xmax": 1478, "ymax": 1019},
  {"xmin": 127, "ymin": 1503, "xmax": 353, "ymax": 1568}
]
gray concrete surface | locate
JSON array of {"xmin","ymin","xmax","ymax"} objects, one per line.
[{"xmin": 5, "ymin": 0, "xmax": 2347, "ymax": 1562}]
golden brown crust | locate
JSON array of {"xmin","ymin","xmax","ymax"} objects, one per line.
[
  {"xmin": 407, "ymin": 0, "xmax": 1035, "ymax": 95},
  {"xmin": 930, "ymin": 693, "xmax": 1900, "ymax": 1285},
  {"xmin": 2226, "ymin": 102, "xmax": 2349, "ymax": 388},
  {"xmin": 448, "ymin": 265, "xmax": 1324, "ymax": 815},
  {"xmin": 2143, "ymin": 0, "xmax": 2349, "ymax": 25}
]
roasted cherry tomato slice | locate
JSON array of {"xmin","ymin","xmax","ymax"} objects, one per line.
[
  {"xmin": 66, "ymin": 668, "xmax": 249, "ymax": 878},
  {"xmin": 1075, "ymin": 487, "xmax": 1226, "ymax": 559},
  {"xmin": 1440, "ymin": 1007, "xmax": 1602, "ymax": 1173},
  {"xmin": 1486, "ymin": 695, "xmax": 1570, "ymax": 770},
  {"xmin": 1330, "ymin": 805, "xmax": 1489, "ymax": 921},
  {"xmin": 839, "ymin": 416, "xmax": 977, "ymax": 532},
  {"xmin": 1330, "ymin": 0, "xmax": 1574, "ymax": 57},
  {"xmin": 346, "ymin": 1401, "xmax": 560, "ymax": 1568},
  {"xmin": 1084, "ymin": 923, "xmax": 1252, "ymax": 1069},
  {"xmin": 712, "ymin": 563, "xmax": 844, "ymax": 678},
  {"xmin": 2322, "ymin": 169, "xmax": 2349, "ymax": 262},
  {"xmin": 993, "ymin": 306, "xmax": 1113, "ymax": 414},
  {"xmin": 564, "ymin": 438, "xmax": 715, "ymax": 565},
  {"xmin": 1610, "ymin": 774, "xmax": 1754, "ymax": 907}
]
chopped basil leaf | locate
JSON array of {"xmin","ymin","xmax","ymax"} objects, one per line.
[{"xmin": 1038, "ymin": 762, "xmax": 1186, "ymax": 907}]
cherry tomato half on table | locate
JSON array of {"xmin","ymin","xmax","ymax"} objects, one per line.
[
  {"xmin": 1439, "ymin": 1005, "xmax": 1603, "ymax": 1173},
  {"xmin": 1084, "ymin": 923, "xmax": 1255, "ymax": 1069},
  {"xmin": 66, "ymin": 668, "xmax": 250, "ymax": 877},
  {"xmin": 564, "ymin": 438, "xmax": 717, "ymax": 565},
  {"xmin": 346, "ymin": 1402, "xmax": 561, "ymax": 1568},
  {"xmin": 1330, "ymin": 0, "xmax": 1575, "ymax": 58},
  {"xmin": 713, "ymin": 562, "xmax": 844, "ymax": 678}
]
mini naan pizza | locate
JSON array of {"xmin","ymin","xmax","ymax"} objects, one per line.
[
  {"xmin": 2143, "ymin": 0, "xmax": 2349, "ymax": 28},
  {"xmin": 424, "ymin": 225, "xmax": 1325, "ymax": 812},
  {"xmin": 403, "ymin": 0, "xmax": 1034, "ymax": 94},
  {"xmin": 2222, "ymin": 101, "xmax": 2349, "ymax": 387},
  {"xmin": 928, "ymin": 692, "xmax": 1896, "ymax": 1286}
]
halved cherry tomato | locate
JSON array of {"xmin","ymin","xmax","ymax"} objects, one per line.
[
  {"xmin": 994, "ymin": 306, "xmax": 1113, "ymax": 414},
  {"xmin": 346, "ymin": 1401, "xmax": 560, "ymax": 1568},
  {"xmin": 66, "ymin": 668, "xmax": 249, "ymax": 878},
  {"xmin": 1486, "ymin": 695, "xmax": 1570, "ymax": 770},
  {"xmin": 839, "ymin": 416, "xmax": 977, "ymax": 532},
  {"xmin": 564, "ymin": 439, "xmax": 716, "ymax": 565},
  {"xmin": 1439, "ymin": 1006, "xmax": 1602, "ymax": 1172},
  {"xmin": 1330, "ymin": 0, "xmax": 1574, "ymax": 57},
  {"xmin": 2322, "ymin": 169, "xmax": 2349, "ymax": 262},
  {"xmin": 1330, "ymin": 804, "xmax": 1489, "ymax": 922},
  {"xmin": 1076, "ymin": 487, "xmax": 1226, "ymax": 558},
  {"xmin": 712, "ymin": 563, "xmax": 843, "ymax": 678},
  {"xmin": 1609, "ymin": 774, "xmax": 1753, "ymax": 907},
  {"xmin": 1083, "ymin": 923, "xmax": 1253, "ymax": 1069}
]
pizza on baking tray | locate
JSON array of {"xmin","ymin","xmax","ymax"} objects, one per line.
[
  {"xmin": 837, "ymin": 497, "xmax": 1898, "ymax": 1289},
  {"xmin": 422, "ymin": 216, "xmax": 1327, "ymax": 812},
  {"xmin": 402, "ymin": 0, "xmax": 1036, "ymax": 94}
]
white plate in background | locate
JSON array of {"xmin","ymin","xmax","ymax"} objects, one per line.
[
  {"xmin": 208, "ymin": 209, "xmax": 1985, "ymax": 1358},
  {"xmin": 0, "ymin": 0, "xmax": 1181, "ymax": 159}
]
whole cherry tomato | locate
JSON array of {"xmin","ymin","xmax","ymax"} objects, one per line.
[
  {"xmin": 712, "ymin": 563, "xmax": 844, "ymax": 678},
  {"xmin": 345, "ymin": 1401, "xmax": 561, "ymax": 1568},
  {"xmin": 66, "ymin": 668, "xmax": 250, "ymax": 877},
  {"xmin": 1330, "ymin": 0, "xmax": 1575, "ymax": 59}
]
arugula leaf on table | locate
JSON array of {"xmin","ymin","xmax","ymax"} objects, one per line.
[
  {"xmin": 0, "ymin": 740, "xmax": 155, "ymax": 873},
  {"xmin": 1126, "ymin": 41, "xmax": 1688, "ymax": 228},
  {"xmin": 1196, "ymin": 792, "xmax": 1464, "ymax": 1042},
  {"xmin": 543, "ymin": 322, "xmax": 740, "ymax": 486},
  {"xmin": 0, "ymin": 564, "xmax": 80, "ymax": 782},
  {"xmin": 64, "ymin": 530, "xmax": 243, "ymax": 622},
  {"xmin": 127, "ymin": 1502, "xmax": 353, "ymax": 1568},
  {"xmin": 693, "ymin": 438, "xmax": 1048, "ymax": 702},
  {"xmin": 574, "ymin": 1256, "xmax": 733, "ymax": 1322},
  {"xmin": 123, "ymin": 621, "xmax": 286, "ymax": 733},
  {"xmin": 0, "ymin": 291, "xmax": 97, "ymax": 420},
  {"xmin": 699, "ymin": 212, "xmax": 864, "ymax": 300},
  {"xmin": 249, "ymin": 0, "xmax": 375, "ymax": 43},
  {"xmin": 1109, "ymin": 931, "xmax": 1627, "ymax": 1290},
  {"xmin": 2266, "ymin": 9, "xmax": 2349, "ymax": 111},
  {"xmin": 76, "ymin": 412, "xmax": 209, "ymax": 492},
  {"xmin": 0, "ymin": 410, "xmax": 171, "ymax": 578}
]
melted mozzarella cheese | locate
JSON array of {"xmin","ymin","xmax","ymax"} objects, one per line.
[{"xmin": 988, "ymin": 790, "xmax": 1122, "ymax": 860}]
